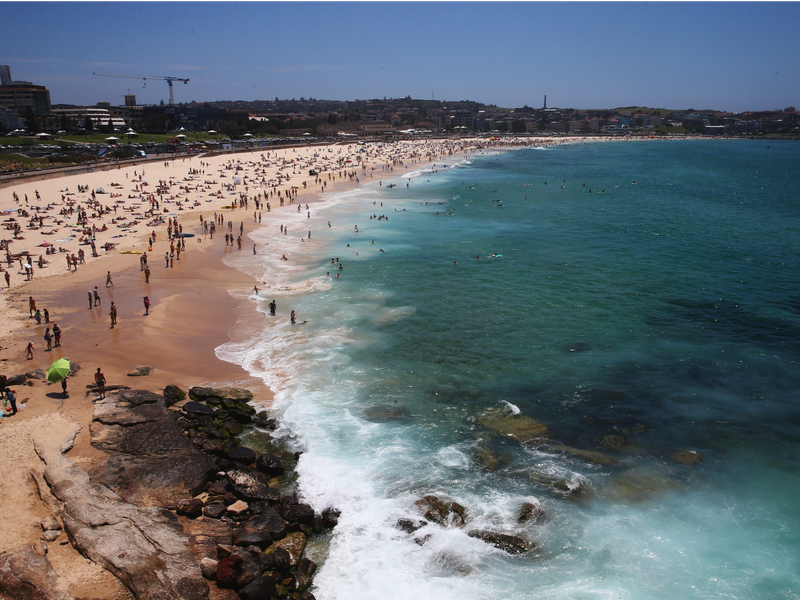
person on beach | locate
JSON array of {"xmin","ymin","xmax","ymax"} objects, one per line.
[
  {"xmin": 34, "ymin": 309, "xmax": 42, "ymax": 325},
  {"xmin": 143, "ymin": 296, "xmax": 150, "ymax": 315},
  {"xmin": 44, "ymin": 328, "xmax": 52, "ymax": 351},
  {"xmin": 106, "ymin": 271, "xmax": 113, "ymax": 287},
  {"xmin": 61, "ymin": 376, "xmax": 68, "ymax": 397},
  {"xmin": 4, "ymin": 271, "xmax": 9, "ymax": 288},
  {"xmin": 43, "ymin": 308, "xmax": 50, "ymax": 324},
  {"xmin": 269, "ymin": 300, "xmax": 276, "ymax": 315},
  {"xmin": 29, "ymin": 296, "xmax": 36, "ymax": 317},
  {"xmin": 6, "ymin": 388, "xmax": 17, "ymax": 416},
  {"xmin": 144, "ymin": 265, "xmax": 151, "ymax": 283},
  {"xmin": 88, "ymin": 291, "xmax": 93, "ymax": 309},
  {"xmin": 94, "ymin": 287, "xmax": 101, "ymax": 307},
  {"xmin": 25, "ymin": 341, "xmax": 34, "ymax": 360},
  {"xmin": 94, "ymin": 368, "xmax": 106, "ymax": 399},
  {"xmin": 291, "ymin": 310, "xmax": 296, "ymax": 325},
  {"xmin": 109, "ymin": 302, "xmax": 117, "ymax": 328},
  {"xmin": 52, "ymin": 323, "xmax": 61, "ymax": 347}
]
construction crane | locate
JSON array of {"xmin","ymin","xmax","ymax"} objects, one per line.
[{"xmin": 93, "ymin": 72, "xmax": 189, "ymax": 105}]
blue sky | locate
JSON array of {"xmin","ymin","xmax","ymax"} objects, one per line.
[{"xmin": 2, "ymin": 2, "xmax": 799, "ymax": 112}]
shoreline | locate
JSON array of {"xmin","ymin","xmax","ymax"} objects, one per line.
[{"xmin": 0, "ymin": 136, "xmax": 517, "ymax": 597}]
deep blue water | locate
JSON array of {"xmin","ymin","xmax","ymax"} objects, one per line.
[{"xmin": 221, "ymin": 139, "xmax": 800, "ymax": 599}]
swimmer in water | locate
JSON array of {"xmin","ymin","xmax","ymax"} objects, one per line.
[{"xmin": 291, "ymin": 310, "xmax": 296, "ymax": 324}]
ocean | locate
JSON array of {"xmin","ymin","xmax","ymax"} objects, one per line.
[{"xmin": 218, "ymin": 139, "xmax": 800, "ymax": 599}]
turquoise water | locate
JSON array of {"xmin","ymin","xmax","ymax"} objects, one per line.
[{"xmin": 219, "ymin": 140, "xmax": 800, "ymax": 599}]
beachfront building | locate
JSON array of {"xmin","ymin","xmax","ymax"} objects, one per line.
[
  {"xmin": 51, "ymin": 106, "xmax": 127, "ymax": 131},
  {"xmin": 0, "ymin": 65, "xmax": 52, "ymax": 117}
]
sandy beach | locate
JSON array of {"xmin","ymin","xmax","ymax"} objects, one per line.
[{"xmin": 1, "ymin": 135, "xmax": 565, "ymax": 596}]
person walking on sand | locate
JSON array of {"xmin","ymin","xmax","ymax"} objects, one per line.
[
  {"xmin": 106, "ymin": 271, "xmax": 113, "ymax": 287},
  {"xmin": 109, "ymin": 302, "xmax": 117, "ymax": 328},
  {"xmin": 52, "ymin": 323, "xmax": 61, "ymax": 347},
  {"xmin": 144, "ymin": 265, "xmax": 151, "ymax": 283},
  {"xmin": 94, "ymin": 368, "xmax": 106, "ymax": 399},
  {"xmin": 29, "ymin": 296, "xmax": 36, "ymax": 317},
  {"xmin": 44, "ymin": 327, "xmax": 52, "ymax": 351},
  {"xmin": 143, "ymin": 296, "xmax": 150, "ymax": 315},
  {"xmin": 94, "ymin": 287, "xmax": 101, "ymax": 307},
  {"xmin": 25, "ymin": 341, "xmax": 34, "ymax": 360}
]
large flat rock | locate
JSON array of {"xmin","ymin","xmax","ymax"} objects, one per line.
[
  {"xmin": 90, "ymin": 389, "xmax": 216, "ymax": 507},
  {"xmin": 34, "ymin": 427, "xmax": 208, "ymax": 600}
]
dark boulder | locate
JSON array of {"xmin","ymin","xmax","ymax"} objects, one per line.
[
  {"xmin": 255, "ymin": 453, "xmax": 285, "ymax": 477},
  {"xmin": 321, "ymin": 507, "xmax": 341, "ymax": 529},
  {"xmin": 177, "ymin": 498, "xmax": 205, "ymax": 519},
  {"xmin": 414, "ymin": 495, "xmax": 467, "ymax": 528},
  {"xmin": 227, "ymin": 446, "xmax": 257, "ymax": 465},
  {"xmin": 202, "ymin": 439, "xmax": 224, "ymax": 455},
  {"xmin": 397, "ymin": 518, "xmax": 427, "ymax": 533},
  {"xmin": 163, "ymin": 384, "xmax": 186, "ymax": 406},
  {"xmin": 239, "ymin": 576, "xmax": 276, "ymax": 600},
  {"xmin": 228, "ymin": 408, "xmax": 252, "ymax": 424},
  {"xmin": 215, "ymin": 555, "xmax": 242, "ymax": 588},
  {"xmin": 233, "ymin": 506, "xmax": 287, "ymax": 547},
  {"xmin": 467, "ymin": 530, "xmax": 535, "ymax": 554},
  {"xmin": 272, "ymin": 546, "xmax": 292, "ymax": 571},
  {"xmin": 182, "ymin": 401, "xmax": 217, "ymax": 416},
  {"xmin": 203, "ymin": 504, "xmax": 227, "ymax": 519},
  {"xmin": 226, "ymin": 469, "xmax": 280, "ymax": 502},
  {"xmin": 673, "ymin": 450, "xmax": 704, "ymax": 466},
  {"xmin": 6, "ymin": 374, "xmax": 26, "ymax": 386},
  {"xmin": 189, "ymin": 386, "xmax": 254, "ymax": 403},
  {"xmin": 279, "ymin": 500, "xmax": 315, "ymax": 527},
  {"xmin": 518, "ymin": 501, "xmax": 546, "ymax": 524}
]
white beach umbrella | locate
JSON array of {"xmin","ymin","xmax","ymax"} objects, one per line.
[
  {"xmin": 105, "ymin": 136, "xmax": 119, "ymax": 141},
  {"xmin": 175, "ymin": 134, "xmax": 187, "ymax": 139},
  {"xmin": 207, "ymin": 130, "xmax": 217, "ymax": 134}
]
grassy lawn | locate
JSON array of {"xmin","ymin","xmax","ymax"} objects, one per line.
[
  {"xmin": 0, "ymin": 152, "xmax": 52, "ymax": 171},
  {"xmin": 0, "ymin": 137, "xmax": 61, "ymax": 146}
]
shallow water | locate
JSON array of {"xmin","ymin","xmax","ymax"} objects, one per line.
[{"xmin": 218, "ymin": 140, "xmax": 800, "ymax": 599}]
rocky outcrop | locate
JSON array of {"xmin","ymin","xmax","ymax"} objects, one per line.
[
  {"xmin": 127, "ymin": 366, "xmax": 152, "ymax": 377},
  {"xmin": 466, "ymin": 530, "xmax": 535, "ymax": 554},
  {"xmin": 89, "ymin": 389, "xmax": 216, "ymax": 507},
  {"xmin": 672, "ymin": 450, "xmax": 704, "ymax": 466},
  {"xmin": 163, "ymin": 384, "xmax": 186, "ymax": 407},
  {"xmin": 0, "ymin": 543, "xmax": 71, "ymax": 600},
  {"xmin": 189, "ymin": 387, "xmax": 254, "ymax": 404},
  {"xmin": 34, "ymin": 425, "xmax": 209, "ymax": 600},
  {"xmin": 414, "ymin": 495, "xmax": 467, "ymax": 528},
  {"xmin": 476, "ymin": 405, "xmax": 552, "ymax": 444}
]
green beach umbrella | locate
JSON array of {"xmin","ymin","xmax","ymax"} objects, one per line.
[{"xmin": 46, "ymin": 358, "xmax": 71, "ymax": 383}]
